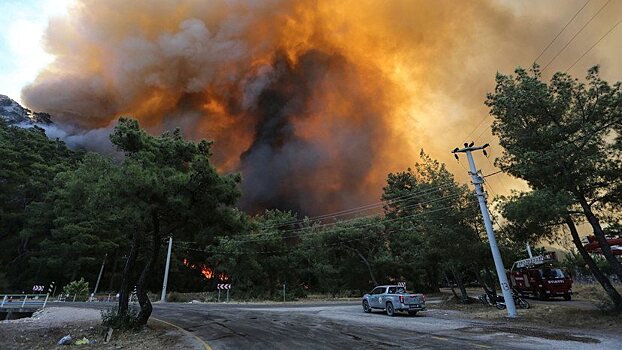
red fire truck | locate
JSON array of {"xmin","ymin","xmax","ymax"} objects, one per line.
[{"xmin": 508, "ymin": 252, "xmax": 573, "ymax": 301}]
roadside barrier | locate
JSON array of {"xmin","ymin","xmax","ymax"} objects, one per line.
[{"xmin": 0, "ymin": 294, "xmax": 49, "ymax": 309}]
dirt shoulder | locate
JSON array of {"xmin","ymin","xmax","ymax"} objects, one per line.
[
  {"xmin": 429, "ymin": 290, "xmax": 620, "ymax": 335},
  {"xmin": 0, "ymin": 307, "xmax": 202, "ymax": 350}
]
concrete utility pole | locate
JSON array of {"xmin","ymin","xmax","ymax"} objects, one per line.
[
  {"xmin": 161, "ymin": 236, "xmax": 173, "ymax": 303},
  {"xmin": 452, "ymin": 143, "xmax": 517, "ymax": 318},
  {"xmin": 92, "ymin": 254, "xmax": 107, "ymax": 300},
  {"xmin": 526, "ymin": 243, "xmax": 534, "ymax": 258}
]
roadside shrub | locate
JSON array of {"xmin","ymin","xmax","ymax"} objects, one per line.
[
  {"xmin": 62, "ymin": 278, "xmax": 89, "ymax": 297},
  {"xmin": 101, "ymin": 307, "xmax": 141, "ymax": 330}
]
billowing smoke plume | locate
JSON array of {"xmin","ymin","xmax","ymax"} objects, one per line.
[{"xmin": 21, "ymin": 0, "xmax": 622, "ymax": 214}]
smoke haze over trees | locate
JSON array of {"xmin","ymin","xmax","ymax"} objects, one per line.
[{"xmin": 18, "ymin": 0, "xmax": 622, "ymax": 215}]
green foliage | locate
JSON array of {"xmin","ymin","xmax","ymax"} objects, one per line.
[
  {"xmin": 561, "ymin": 249, "xmax": 613, "ymax": 277},
  {"xmin": 500, "ymin": 189, "xmax": 572, "ymax": 245},
  {"xmin": 101, "ymin": 306, "xmax": 141, "ymax": 330},
  {"xmin": 487, "ymin": 65, "xmax": 621, "ymax": 231},
  {"xmin": 211, "ymin": 151, "xmax": 498, "ymax": 297},
  {"xmin": 382, "ymin": 151, "xmax": 489, "ymax": 297},
  {"xmin": 62, "ymin": 277, "xmax": 90, "ymax": 296},
  {"xmin": 0, "ymin": 119, "xmax": 81, "ymax": 289}
]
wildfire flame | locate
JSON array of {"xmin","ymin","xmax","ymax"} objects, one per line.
[{"xmin": 183, "ymin": 258, "xmax": 214, "ymax": 280}]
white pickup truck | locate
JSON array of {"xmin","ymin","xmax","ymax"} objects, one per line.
[{"xmin": 362, "ymin": 285, "xmax": 426, "ymax": 316}]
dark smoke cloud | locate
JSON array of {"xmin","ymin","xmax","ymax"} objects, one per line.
[
  {"xmin": 239, "ymin": 50, "xmax": 384, "ymax": 214},
  {"xmin": 20, "ymin": 0, "xmax": 622, "ymax": 214}
]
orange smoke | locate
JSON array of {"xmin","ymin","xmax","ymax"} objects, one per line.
[{"xmin": 23, "ymin": 0, "xmax": 614, "ymax": 211}]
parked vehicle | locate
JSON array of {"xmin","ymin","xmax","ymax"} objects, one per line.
[
  {"xmin": 508, "ymin": 252, "xmax": 573, "ymax": 300},
  {"xmin": 362, "ymin": 285, "xmax": 426, "ymax": 316}
]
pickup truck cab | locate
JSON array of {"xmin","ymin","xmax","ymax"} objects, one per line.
[{"xmin": 362, "ymin": 285, "xmax": 426, "ymax": 316}]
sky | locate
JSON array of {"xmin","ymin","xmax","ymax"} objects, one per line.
[
  {"xmin": 0, "ymin": 0, "xmax": 72, "ymax": 102},
  {"xmin": 0, "ymin": 0, "xmax": 621, "ymax": 218}
]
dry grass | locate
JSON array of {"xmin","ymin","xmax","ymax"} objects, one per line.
[
  {"xmin": 572, "ymin": 283, "xmax": 622, "ymax": 305},
  {"xmin": 431, "ymin": 288, "xmax": 621, "ymax": 333}
]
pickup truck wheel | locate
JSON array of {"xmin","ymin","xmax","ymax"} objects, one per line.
[
  {"xmin": 563, "ymin": 293, "xmax": 571, "ymax": 301},
  {"xmin": 385, "ymin": 302, "xmax": 395, "ymax": 317},
  {"xmin": 538, "ymin": 290, "xmax": 549, "ymax": 301},
  {"xmin": 362, "ymin": 300, "xmax": 371, "ymax": 313}
]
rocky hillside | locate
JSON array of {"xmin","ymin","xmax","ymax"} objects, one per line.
[{"xmin": 0, "ymin": 94, "xmax": 53, "ymax": 125}]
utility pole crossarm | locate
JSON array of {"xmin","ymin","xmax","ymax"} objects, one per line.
[{"xmin": 452, "ymin": 142, "xmax": 517, "ymax": 318}]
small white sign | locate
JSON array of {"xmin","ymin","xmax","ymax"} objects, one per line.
[{"xmin": 217, "ymin": 284, "xmax": 232, "ymax": 290}]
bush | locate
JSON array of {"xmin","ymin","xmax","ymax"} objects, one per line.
[
  {"xmin": 101, "ymin": 307, "xmax": 141, "ymax": 330},
  {"xmin": 62, "ymin": 278, "xmax": 89, "ymax": 297}
]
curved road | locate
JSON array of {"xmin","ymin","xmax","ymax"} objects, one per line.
[{"xmin": 145, "ymin": 301, "xmax": 617, "ymax": 350}]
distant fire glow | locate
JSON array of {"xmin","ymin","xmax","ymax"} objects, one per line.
[{"xmin": 183, "ymin": 258, "xmax": 214, "ymax": 280}]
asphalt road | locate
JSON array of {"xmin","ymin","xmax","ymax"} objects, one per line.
[{"xmin": 144, "ymin": 301, "xmax": 618, "ymax": 350}]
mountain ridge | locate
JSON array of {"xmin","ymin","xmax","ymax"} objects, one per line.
[{"xmin": 0, "ymin": 94, "xmax": 53, "ymax": 126}]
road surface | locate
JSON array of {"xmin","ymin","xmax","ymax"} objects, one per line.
[{"xmin": 145, "ymin": 301, "xmax": 617, "ymax": 350}]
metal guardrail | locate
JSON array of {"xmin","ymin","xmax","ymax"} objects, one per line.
[{"xmin": 0, "ymin": 294, "xmax": 49, "ymax": 309}]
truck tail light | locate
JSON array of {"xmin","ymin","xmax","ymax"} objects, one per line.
[{"xmin": 399, "ymin": 296, "xmax": 404, "ymax": 303}]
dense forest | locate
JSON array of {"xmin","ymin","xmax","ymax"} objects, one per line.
[{"xmin": 1, "ymin": 66, "xmax": 620, "ymax": 322}]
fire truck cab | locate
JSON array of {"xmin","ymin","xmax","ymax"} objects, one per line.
[{"xmin": 508, "ymin": 252, "xmax": 573, "ymax": 301}]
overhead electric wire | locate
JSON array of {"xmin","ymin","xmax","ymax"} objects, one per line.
[
  {"xmin": 462, "ymin": 1, "xmax": 593, "ymax": 148},
  {"xmin": 541, "ymin": 0, "xmax": 612, "ymax": 72},
  {"xmin": 174, "ymin": 201, "xmax": 479, "ymax": 255},
  {"xmin": 533, "ymin": 0, "xmax": 593, "ymax": 64},
  {"xmin": 473, "ymin": 121, "xmax": 494, "ymax": 145},
  {"xmin": 460, "ymin": 115, "xmax": 493, "ymax": 145},
  {"xmin": 216, "ymin": 192, "xmax": 469, "ymax": 243},
  {"xmin": 565, "ymin": 17, "xmax": 622, "ymax": 72},
  {"xmin": 174, "ymin": 192, "xmax": 471, "ymax": 246},
  {"xmin": 255, "ymin": 181, "xmax": 459, "ymax": 229}
]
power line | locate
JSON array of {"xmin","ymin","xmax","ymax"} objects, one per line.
[
  {"xmin": 541, "ymin": 0, "xmax": 612, "ymax": 72},
  {"xmin": 474, "ymin": 121, "xmax": 494, "ymax": 145},
  {"xmin": 461, "ymin": 115, "xmax": 492, "ymax": 145},
  {"xmin": 175, "ymin": 193, "xmax": 471, "ymax": 246},
  {"xmin": 174, "ymin": 201, "xmax": 479, "ymax": 255},
  {"xmin": 255, "ymin": 181, "xmax": 459, "ymax": 229},
  {"xmin": 565, "ymin": 17, "xmax": 622, "ymax": 72},
  {"xmin": 533, "ymin": 0, "xmax": 593, "ymax": 64},
  {"xmin": 216, "ymin": 192, "xmax": 469, "ymax": 243},
  {"xmin": 483, "ymin": 170, "xmax": 503, "ymax": 178}
]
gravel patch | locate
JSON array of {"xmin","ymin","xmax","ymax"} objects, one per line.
[
  {"xmin": 0, "ymin": 306, "xmax": 202, "ymax": 349},
  {"xmin": 1, "ymin": 307, "xmax": 101, "ymax": 326}
]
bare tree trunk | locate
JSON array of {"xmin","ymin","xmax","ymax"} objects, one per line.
[
  {"xmin": 136, "ymin": 213, "xmax": 161, "ymax": 326},
  {"xmin": 350, "ymin": 247, "xmax": 378, "ymax": 286},
  {"xmin": 565, "ymin": 216, "xmax": 622, "ymax": 311},
  {"xmin": 473, "ymin": 267, "xmax": 494, "ymax": 295},
  {"xmin": 451, "ymin": 266, "xmax": 469, "ymax": 303},
  {"xmin": 108, "ymin": 257, "xmax": 119, "ymax": 293},
  {"xmin": 118, "ymin": 229, "xmax": 141, "ymax": 316},
  {"xmin": 483, "ymin": 266, "xmax": 497, "ymax": 298},
  {"xmin": 575, "ymin": 193, "xmax": 622, "ymax": 282},
  {"xmin": 444, "ymin": 272, "xmax": 459, "ymax": 299}
]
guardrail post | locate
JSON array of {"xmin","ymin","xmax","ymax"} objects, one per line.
[
  {"xmin": 1, "ymin": 295, "xmax": 6, "ymax": 307},
  {"xmin": 22, "ymin": 295, "xmax": 27, "ymax": 307},
  {"xmin": 73, "ymin": 294, "xmax": 77, "ymax": 302},
  {"xmin": 43, "ymin": 293, "xmax": 49, "ymax": 309}
]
